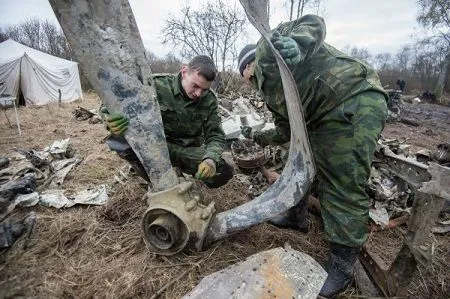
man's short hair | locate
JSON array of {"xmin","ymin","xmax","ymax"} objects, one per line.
[{"xmin": 187, "ymin": 55, "xmax": 217, "ymax": 82}]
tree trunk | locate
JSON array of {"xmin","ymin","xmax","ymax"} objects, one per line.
[
  {"xmin": 49, "ymin": 0, "xmax": 178, "ymax": 191},
  {"xmin": 289, "ymin": 0, "xmax": 295, "ymax": 21},
  {"xmin": 434, "ymin": 52, "xmax": 450, "ymax": 103},
  {"xmin": 297, "ymin": 0, "xmax": 304, "ymax": 19}
]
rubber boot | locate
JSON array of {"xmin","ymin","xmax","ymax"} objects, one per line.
[
  {"xmin": 319, "ymin": 243, "xmax": 360, "ymax": 298},
  {"xmin": 267, "ymin": 198, "xmax": 309, "ymax": 233}
]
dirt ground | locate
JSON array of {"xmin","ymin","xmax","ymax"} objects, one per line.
[
  {"xmin": 0, "ymin": 93, "xmax": 449, "ymax": 298},
  {"xmin": 383, "ymin": 100, "xmax": 450, "ymax": 153}
]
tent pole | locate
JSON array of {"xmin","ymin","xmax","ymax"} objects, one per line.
[{"xmin": 13, "ymin": 101, "xmax": 21, "ymax": 136}]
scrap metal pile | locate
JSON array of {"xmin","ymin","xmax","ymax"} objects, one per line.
[
  {"xmin": 218, "ymin": 94, "xmax": 450, "ymax": 235},
  {"xmin": 368, "ymin": 137, "xmax": 449, "ymax": 232},
  {"xmin": 218, "ymin": 94, "xmax": 291, "ymax": 199},
  {"xmin": 0, "ymin": 139, "xmax": 108, "ymax": 248},
  {"xmin": 218, "ymin": 92, "xmax": 273, "ymax": 139}
]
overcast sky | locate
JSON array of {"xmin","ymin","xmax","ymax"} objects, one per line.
[{"xmin": 0, "ymin": 0, "xmax": 428, "ymax": 59}]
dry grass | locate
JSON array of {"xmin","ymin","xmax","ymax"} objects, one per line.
[
  {"xmin": 0, "ymin": 93, "xmax": 449, "ymax": 298},
  {"xmin": 363, "ymin": 228, "xmax": 450, "ymax": 298}
]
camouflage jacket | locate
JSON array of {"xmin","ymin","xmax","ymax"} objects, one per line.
[
  {"xmin": 153, "ymin": 73, "xmax": 226, "ymax": 163},
  {"xmin": 252, "ymin": 14, "xmax": 389, "ymax": 146}
]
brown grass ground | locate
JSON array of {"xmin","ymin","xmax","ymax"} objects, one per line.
[{"xmin": 0, "ymin": 93, "xmax": 448, "ymax": 298}]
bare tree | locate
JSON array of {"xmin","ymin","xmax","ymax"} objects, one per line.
[
  {"xmin": 1, "ymin": 25, "xmax": 21, "ymax": 43},
  {"xmin": 0, "ymin": 18, "xmax": 74, "ymax": 60},
  {"xmin": 42, "ymin": 20, "xmax": 61, "ymax": 56},
  {"xmin": 0, "ymin": 19, "xmax": 87, "ymax": 87},
  {"xmin": 162, "ymin": 0, "xmax": 247, "ymax": 71},
  {"xmin": 395, "ymin": 45, "xmax": 412, "ymax": 72},
  {"xmin": 416, "ymin": 0, "xmax": 450, "ymax": 101},
  {"xmin": 21, "ymin": 18, "xmax": 43, "ymax": 50},
  {"xmin": 289, "ymin": 0, "xmax": 295, "ymax": 21},
  {"xmin": 146, "ymin": 51, "xmax": 183, "ymax": 73},
  {"xmin": 339, "ymin": 39, "xmax": 445, "ymax": 93},
  {"xmin": 350, "ymin": 47, "xmax": 372, "ymax": 65},
  {"xmin": 417, "ymin": 0, "xmax": 449, "ymax": 43},
  {"xmin": 285, "ymin": 0, "xmax": 322, "ymax": 21},
  {"xmin": 340, "ymin": 45, "xmax": 373, "ymax": 65},
  {"xmin": 374, "ymin": 53, "xmax": 393, "ymax": 71},
  {"xmin": 411, "ymin": 38, "xmax": 446, "ymax": 89},
  {"xmin": 296, "ymin": 0, "xmax": 306, "ymax": 19}
]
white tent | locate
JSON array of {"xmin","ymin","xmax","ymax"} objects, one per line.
[{"xmin": 0, "ymin": 39, "xmax": 83, "ymax": 106}]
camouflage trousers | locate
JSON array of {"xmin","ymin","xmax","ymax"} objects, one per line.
[
  {"xmin": 108, "ymin": 136, "xmax": 233, "ymax": 189},
  {"xmin": 308, "ymin": 91, "xmax": 387, "ymax": 247},
  {"xmin": 166, "ymin": 143, "xmax": 234, "ymax": 188}
]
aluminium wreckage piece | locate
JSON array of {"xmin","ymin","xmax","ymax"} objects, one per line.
[
  {"xmin": 50, "ymin": 0, "xmax": 315, "ymax": 255},
  {"xmin": 49, "ymin": 0, "xmax": 178, "ymax": 192},
  {"xmin": 142, "ymin": 180, "xmax": 215, "ymax": 255},
  {"xmin": 359, "ymin": 145, "xmax": 450, "ymax": 297},
  {"xmin": 184, "ymin": 246, "xmax": 327, "ymax": 299}
]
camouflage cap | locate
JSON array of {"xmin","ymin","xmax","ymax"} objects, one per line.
[{"xmin": 238, "ymin": 44, "xmax": 257, "ymax": 76}]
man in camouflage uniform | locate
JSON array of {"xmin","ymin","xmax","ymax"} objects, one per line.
[
  {"xmin": 396, "ymin": 78, "xmax": 406, "ymax": 92},
  {"xmin": 238, "ymin": 15, "xmax": 388, "ymax": 297},
  {"xmin": 101, "ymin": 55, "xmax": 233, "ymax": 188}
]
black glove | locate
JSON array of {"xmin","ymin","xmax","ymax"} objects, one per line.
[{"xmin": 240, "ymin": 126, "xmax": 253, "ymax": 139}]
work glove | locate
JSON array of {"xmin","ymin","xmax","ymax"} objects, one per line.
[
  {"xmin": 240, "ymin": 125, "xmax": 253, "ymax": 139},
  {"xmin": 195, "ymin": 158, "xmax": 216, "ymax": 180},
  {"xmin": 271, "ymin": 31, "xmax": 302, "ymax": 66},
  {"xmin": 100, "ymin": 106, "xmax": 129, "ymax": 136}
]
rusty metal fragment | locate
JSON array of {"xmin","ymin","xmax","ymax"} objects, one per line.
[
  {"xmin": 231, "ymin": 139, "xmax": 269, "ymax": 169},
  {"xmin": 184, "ymin": 247, "xmax": 326, "ymax": 298}
]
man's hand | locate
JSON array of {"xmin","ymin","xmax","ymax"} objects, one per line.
[
  {"xmin": 260, "ymin": 166, "xmax": 280, "ymax": 185},
  {"xmin": 195, "ymin": 158, "xmax": 216, "ymax": 180},
  {"xmin": 100, "ymin": 107, "xmax": 129, "ymax": 136},
  {"xmin": 271, "ymin": 31, "xmax": 302, "ymax": 66},
  {"xmin": 241, "ymin": 126, "xmax": 253, "ymax": 139}
]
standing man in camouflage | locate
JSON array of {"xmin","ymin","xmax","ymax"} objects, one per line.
[
  {"xmin": 396, "ymin": 78, "xmax": 406, "ymax": 92},
  {"xmin": 238, "ymin": 15, "xmax": 388, "ymax": 297},
  {"xmin": 101, "ymin": 55, "xmax": 233, "ymax": 188}
]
